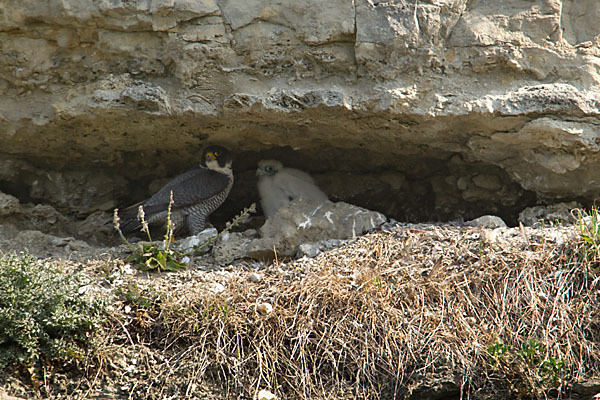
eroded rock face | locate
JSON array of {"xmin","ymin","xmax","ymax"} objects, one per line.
[{"xmin": 1, "ymin": 0, "xmax": 600, "ymax": 235}]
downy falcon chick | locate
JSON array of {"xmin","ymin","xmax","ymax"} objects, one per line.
[
  {"xmin": 119, "ymin": 145, "xmax": 233, "ymax": 235},
  {"xmin": 256, "ymin": 159, "xmax": 328, "ymax": 219}
]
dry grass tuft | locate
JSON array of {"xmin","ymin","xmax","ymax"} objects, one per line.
[
  {"xmin": 92, "ymin": 224, "xmax": 600, "ymax": 399},
  {"xmin": 4, "ymin": 224, "xmax": 599, "ymax": 399}
]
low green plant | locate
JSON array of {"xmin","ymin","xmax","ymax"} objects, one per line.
[
  {"xmin": 0, "ymin": 253, "xmax": 102, "ymax": 375},
  {"xmin": 116, "ymin": 282, "xmax": 155, "ymax": 310},
  {"xmin": 114, "ymin": 191, "xmax": 187, "ymax": 272},
  {"xmin": 487, "ymin": 339, "xmax": 567, "ymax": 397},
  {"xmin": 113, "ymin": 192, "xmax": 256, "ymax": 272},
  {"xmin": 572, "ymin": 206, "xmax": 600, "ymax": 267},
  {"xmin": 487, "ymin": 342, "xmax": 511, "ymax": 368}
]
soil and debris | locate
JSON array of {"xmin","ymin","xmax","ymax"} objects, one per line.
[{"xmin": 1, "ymin": 215, "xmax": 600, "ymax": 400}]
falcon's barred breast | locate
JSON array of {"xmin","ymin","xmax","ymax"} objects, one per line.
[{"xmin": 119, "ymin": 145, "xmax": 233, "ymax": 235}]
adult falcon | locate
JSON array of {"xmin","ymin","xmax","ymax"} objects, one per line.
[{"xmin": 119, "ymin": 145, "xmax": 233, "ymax": 236}]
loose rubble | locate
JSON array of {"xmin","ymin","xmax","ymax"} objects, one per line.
[{"xmin": 518, "ymin": 201, "xmax": 582, "ymax": 227}]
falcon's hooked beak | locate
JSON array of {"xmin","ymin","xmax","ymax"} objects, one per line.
[
  {"xmin": 203, "ymin": 147, "xmax": 231, "ymax": 170},
  {"xmin": 205, "ymin": 152, "xmax": 217, "ymax": 162},
  {"xmin": 256, "ymin": 166, "xmax": 271, "ymax": 176}
]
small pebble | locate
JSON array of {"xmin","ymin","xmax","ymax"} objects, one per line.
[
  {"xmin": 210, "ymin": 283, "xmax": 226, "ymax": 294},
  {"xmin": 249, "ymin": 273, "xmax": 264, "ymax": 283},
  {"xmin": 257, "ymin": 389, "xmax": 277, "ymax": 400},
  {"xmin": 257, "ymin": 302, "xmax": 273, "ymax": 315}
]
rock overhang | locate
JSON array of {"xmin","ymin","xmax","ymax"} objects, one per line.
[{"xmin": 1, "ymin": 0, "xmax": 600, "ymax": 238}]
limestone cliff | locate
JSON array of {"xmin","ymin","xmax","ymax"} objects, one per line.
[{"xmin": 1, "ymin": 0, "xmax": 600, "ymax": 232}]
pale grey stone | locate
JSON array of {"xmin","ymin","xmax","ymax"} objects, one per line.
[
  {"xmin": 466, "ymin": 215, "xmax": 507, "ymax": 229},
  {"xmin": 471, "ymin": 174, "xmax": 503, "ymax": 191},
  {"xmin": 297, "ymin": 239, "xmax": 344, "ymax": 258},
  {"xmin": 210, "ymin": 282, "xmax": 226, "ymax": 294},
  {"xmin": 212, "ymin": 232, "xmax": 254, "ymax": 265},
  {"xmin": 0, "ymin": 192, "xmax": 21, "ymax": 216},
  {"xmin": 209, "ymin": 200, "xmax": 384, "ymax": 264},
  {"xmin": 249, "ymin": 199, "xmax": 386, "ymax": 257},
  {"xmin": 297, "ymin": 242, "xmax": 321, "ymax": 258},
  {"xmin": 177, "ymin": 228, "xmax": 218, "ymax": 252},
  {"xmin": 248, "ymin": 273, "xmax": 264, "ymax": 283}
]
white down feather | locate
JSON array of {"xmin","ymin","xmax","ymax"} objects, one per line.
[{"xmin": 257, "ymin": 163, "xmax": 328, "ymax": 219}]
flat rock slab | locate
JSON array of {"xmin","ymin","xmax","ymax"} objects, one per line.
[{"xmin": 212, "ymin": 199, "xmax": 386, "ymax": 263}]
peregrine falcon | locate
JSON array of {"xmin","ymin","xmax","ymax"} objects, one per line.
[
  {"xmin": 256, "ymin": 159, "xmax": 328, "ymax": 219},
  {"xmin": 119, "ymin": 145, "xmax": 233, "ymax": 235}
]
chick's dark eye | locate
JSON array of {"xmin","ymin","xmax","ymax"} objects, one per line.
[{"xmin": 265, "ymin": 166, "xmax": 273, "ymax": 173}]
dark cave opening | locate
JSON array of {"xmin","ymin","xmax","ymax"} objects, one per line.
[{"xmin": 0, "ymin": 145, "xmax": 552, "ymax": 246}]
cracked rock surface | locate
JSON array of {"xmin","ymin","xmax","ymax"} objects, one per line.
[
  {"xmin": 1, "ymin": 0, "xmax": 600, "ymax": 239},
  {"xmin": 211, "ymin": 198, "xmax": 386, "ymax": 261}
]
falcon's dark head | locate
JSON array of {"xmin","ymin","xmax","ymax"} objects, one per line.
[
  {"xmin": 202, "ymin": 145, "xmax": 232, "ymax": 170},
  {"xmin": 256, "ymin": 159, "xmax": 283, "ymax": 177}
]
